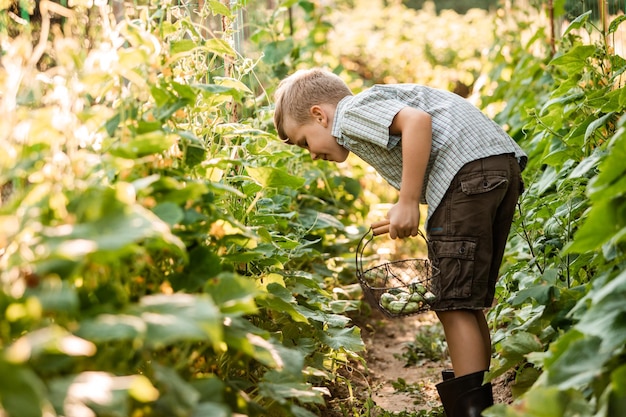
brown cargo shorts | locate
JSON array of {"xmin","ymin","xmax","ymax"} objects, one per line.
[{"xmin": 426, "ymin": 153, "xmax": 523, "ymax": 311}]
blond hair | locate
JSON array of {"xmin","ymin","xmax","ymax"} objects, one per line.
[{"xmin": 273, "ymin": 68, "xmax": 352, "ymax": 142}]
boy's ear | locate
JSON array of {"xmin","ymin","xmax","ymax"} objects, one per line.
[{"xmin": 310, "ymin": 105, "xmax": 328, "ymax": 126}]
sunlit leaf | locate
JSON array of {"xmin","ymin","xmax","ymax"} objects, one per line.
[
  {"xmin": 6, "ymin": 325, "xmax": 96, "ymax": 362},
  {"xmin": 170, "ymin": 39, "xmax": 197, "ymax": 54},
  {"xmin": 49, "ymin": 372, "xmax": 157, "ymax": 417},
  {"xmin": 203, "ymin": 38, "xmax": 237, "ymax": 57},
  {"xmin": 567, "ymin": 198, "xmax": 626, "ymax": 252},
  {"xmin": 588, "ymin": 131, "xmax": 626, "ymax": 196},
  {"xmin": 562, "ymin": 10, "xmax": 592, "ymax": 36},
  {"xmin": 246, "ymin": 166, "xmax": 306, "ymax": 188},
  {"xmin": 133, "ymin": 294, "xmax": 223, "ymax": 349},
  {"xmin": 549, "ymin": 45, "xmax": 596, "ymax": 74},
  {"xmin": 110, "ymin": 131, "xmax": 177, "ymax": 158},
  {"xmin": 609, "ymin": 15, "xmax": 626, "ymax": 34},
  {"xmin": 44, "ymin": 205, "xmax": 185, "ymax": 256},
  {"xmin": 257, "ymin": 283, "xmax": 308, "ymax": 323},
  {"xmin": 76, "ymin": 314, "xmax": 146, "ymax": 342},
  {"xmin": 208, "ymin": 0, "xmax": 232, "ymax": 17},
  {"xmin": 213, "ymin": 76, "xmax": 253, "ymax": 95}
]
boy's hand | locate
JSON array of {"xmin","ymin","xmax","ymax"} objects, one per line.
[
  {"xmin": 371, "ymin": 204, "xmax": 420, "ymax": 239},
  {"xmin": 386, "ymin": 202, "xmax": 420, "ymax": 239}
]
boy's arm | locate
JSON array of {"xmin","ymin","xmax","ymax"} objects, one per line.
[{"xmin": 385, "ymin": 107, "xmax": 432, "ymax": 239}]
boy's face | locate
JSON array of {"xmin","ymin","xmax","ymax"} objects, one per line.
[{"xmin": 282, "ymin": 106, "xmax": 349, "ymax": 163}]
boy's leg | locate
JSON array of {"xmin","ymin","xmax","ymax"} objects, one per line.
[
  {"xmin": 436, "ymin": 309, "xmax": 490, "ymax": 376},
  {"xmin": 474, "ymin": 309, "xmax": 492, "ymax": 367}
]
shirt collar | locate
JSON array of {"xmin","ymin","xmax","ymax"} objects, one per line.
[{"xmin": 332, "ymin": 95, "xmax": 354, "ymax": 145}]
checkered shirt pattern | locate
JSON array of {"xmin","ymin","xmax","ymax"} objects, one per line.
[{"xmin": 331, "ymin": 84, "xmax": 527, "ymax": 221}]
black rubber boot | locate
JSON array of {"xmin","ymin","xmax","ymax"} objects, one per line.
[
  {"xmin": 436, "ymin": 370, "xmax": 494, "ymax": 417},
  {"xmin": 442, "ymin": 369, "xmax": 455, "ymax": 381}
]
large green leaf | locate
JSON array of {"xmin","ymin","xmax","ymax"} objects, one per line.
[
  {"xmin": 259, "ymin": 370, "xmax": 324, "ymax": 405},
  {"xmin": 246, "ymin": 166, "xmax": 306, "ymax": 189},
  {"xmin": 0, "ymin": 359, "xmax": 46, "ymax": 417},
  {"xmin": 77, "ymin": 314, "xmax": 146, "ymax": 343},
  {"xmin": 487, "ymin": 386, "xmax": 591, "ymax": 417},
  {"xmin": 6, "ymin": 325, "xmax": 96, "ymax": 361},
  {"xmin": 546, "ymin": 335, "xmax": 608, "ymax": 389},
  {"xmin": 110, "ymin": 131, "xmax": 178, "ymax": 158},
  {"xmin": 584, "ymin": 112, "xmax": 614, "ymax": 144},
  {"xmin": 566, "ymin": 197, "xmax": 626, "ymax": 252},
  {"xmin": 604, "ymin": 364, "xmax": 626, "ymax": 417},
  {"xmin": 534, "ymin": 165, "xmax": 559, "ymax": 195},
  {"xmin": 257, "ymin": 283, "xmax": 309, "ymax": 323},
  {"xmin": 499, "ymin": 331, "xmax": 543, "ymax": 362},
  {"xmin": 43, "ymin": 205, "xmax": 185, "ymax": 258},
  {"xmin": 193, "ymin": 83, "xmax": 250, "ymax": 101},
  {"xmin": 170, "ymin": 246, "xmax": 223, "ymax": 292},
  {"xmin": 204, "ymin": 272, "xmax": 259, "ymax": 315},
  {"xmin": 320, "ymin": 326, "xmax": 365, "ymax": 352},
  {"xmin": 23, "ymin": 278, "xmax": 79, "ymax": 314},
  {"xmin": 562, "ymin": 10, "xmax": 592, "ymax": 36},
  {"xmin": 48, "ymin": 372, "xmax": 158, "ymax": 416},
  {"xmin": 152, "ymin": 364, "xmax": 200, "ymax": 414},
  {"xmin": 168, "ymin": 38, "xmax": 236, "ymax": 62},
  {"xmin": 588, "ymin": 128, "xmax": 626, "ymax": 197},
  {"xmin": 131, "ymin": 294, "xmax": 223, "ymax": 349},
  {"xmin": 262, "ymin": 39, "xmax": 295, "ymax": 65},
  {"xmin": 151, "ymin": 177, "xmax": 209, "ymax": 205},
  {"xmin": 549, "ymin": 45, "xmax": 597, "ymax": 75},
  {"xmin": 568, "ymin": 149, "xmax": 606, "ymax": 179},
  {"xmin": 510, "ymin": 284, "xmax": 556, "ymax": 306},
  {"xmin": 247, "ymin": 336, "xmax": 305, "ymax": 374},
  {"xmin": 152, "ymin": 201, "xmax": 185, "ymax": 225},
  {"xmin": 575, "ymin": 269, "xmax": 626, "ymax": 351},
  {"xmin": 298, "ymin": 208, "xmax": 345, "ymax": 231}
]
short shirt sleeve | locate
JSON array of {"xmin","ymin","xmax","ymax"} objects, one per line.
[{"xmin": 340, "ymin": 86, "xmax": 406, "ymax": 150}]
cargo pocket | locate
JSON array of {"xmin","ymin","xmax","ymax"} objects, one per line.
[
  {"xmin": 430, "ymin": 238, "xmax": 477, "ymax": 299},
  {"xmin": 460, "ymin": 171, "xmax": 508, "ymax": 195}
]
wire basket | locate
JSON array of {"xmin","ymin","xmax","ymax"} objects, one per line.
[{"xmin": 356, "ymin": 228, "xmax": 440, "ymax": 318}]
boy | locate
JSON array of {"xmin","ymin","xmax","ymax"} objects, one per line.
[{"xmin": 273, "ymin": 68, "xmax": 526, "ymax": 417}]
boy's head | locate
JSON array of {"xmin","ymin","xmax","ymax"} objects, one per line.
[{"xmin": 273, "ymin": 68, "xmax": 352, "ymax": 142}]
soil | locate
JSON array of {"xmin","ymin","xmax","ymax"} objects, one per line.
[{"xmin": 322, "ymin": 309, "xmax": 515, "ymax": 416}]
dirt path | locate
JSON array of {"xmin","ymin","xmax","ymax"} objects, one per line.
[
  {"xmin": 361, "ymin": 311, "xmax": 446, "ymax": 414},
  {"xmin": 355, "ymin": 310, "xmax": 514, "ymax": 415}
]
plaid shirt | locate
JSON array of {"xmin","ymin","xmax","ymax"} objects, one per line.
[{"xmin": 331, "ymin": 84, "xmax": 527, "ymax": 221}]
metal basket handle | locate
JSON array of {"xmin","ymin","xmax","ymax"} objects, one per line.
[
  {"xmin": 355, "ymin": 228, "xmax": 374, "ymax": 279},
  {"xmin": 356, "ymin": 226, "xmax": 432, "ymax": 277}
]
